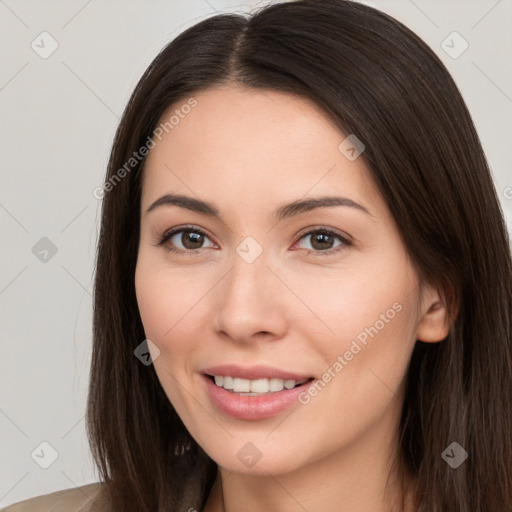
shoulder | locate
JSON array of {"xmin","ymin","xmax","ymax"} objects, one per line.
[{"xmin": 1, "ymin": 482, "xmax": 107, "ymax": 512}]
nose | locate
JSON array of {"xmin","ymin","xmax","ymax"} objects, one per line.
[{"xmin": 212, "ymin": 247, "xmax": 289, "ymax": 345}]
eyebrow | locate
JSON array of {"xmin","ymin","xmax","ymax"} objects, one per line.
[{"xmin": 145, "ymin": 193, "xmax": 372, "ymax": 221}]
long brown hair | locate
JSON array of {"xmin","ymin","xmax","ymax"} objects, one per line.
[{"xmin": 87, "ymin": 1, "xmax": 512, "ymax": 510}]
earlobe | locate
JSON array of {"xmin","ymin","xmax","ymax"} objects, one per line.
[{"xmin": 416, "ymin": 287, "xmax": 452, "ymax": 343}]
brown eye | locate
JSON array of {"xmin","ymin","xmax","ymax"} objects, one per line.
[
  {"xmin": 295, "ymin": 228, "xmax": 351, "ymax": 256},
  {"xmin": 158, "ymin": 226, "xmax": 215, "ymax": 254},
  {"xmin": 175, "ymin": 230, "xmax": 205, "ymax": 250},
  {"xmin": 308, "ymin": 231, "xmax": 336, "ymax": 250}
]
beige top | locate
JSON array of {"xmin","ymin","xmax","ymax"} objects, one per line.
[{"xmin": 0, "ymin": 483, "xmax": 105, "ymax": 512}]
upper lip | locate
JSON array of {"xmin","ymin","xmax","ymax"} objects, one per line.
[{"xmin": 202, "ymin": 364, "xmax": 313, "ymax": 381}]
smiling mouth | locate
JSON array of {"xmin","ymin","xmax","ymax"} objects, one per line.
[{"xmin": 206, "ymin": 374, "xmax": 315, "ymax": 395}]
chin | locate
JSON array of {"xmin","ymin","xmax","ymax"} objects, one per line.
[{"xmin": 199, "ymin": 435, "xmax": 312, "ymax": 476}]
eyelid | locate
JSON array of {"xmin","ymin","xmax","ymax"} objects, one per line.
[
  {"xmin": 156, "ymin": 224, "xmax": 215, "ymax": 253},
  {"xmin": 291, "ymin": 225, "xmax": 352, "ymax": 256},
  {"xmin": 294, "ymin": 225, "xmax": 352, "ymax": 244},
  {"xmin": 156, "ymin": 224, "xmax": 352, "ymax": 256}
]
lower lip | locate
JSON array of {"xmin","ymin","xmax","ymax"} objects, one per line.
[{"xmin": 202, "ymin": 374, "xmax": 313, "ymax": 421}]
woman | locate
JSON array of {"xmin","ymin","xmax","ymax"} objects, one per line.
[{"xmin": 4, "ymin": 0, "xmax": 511, "ymax": 511}]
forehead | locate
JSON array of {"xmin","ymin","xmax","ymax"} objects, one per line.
[{"xmin": 141, "ymin": 85, "xmax": 382, "ymax": 219}]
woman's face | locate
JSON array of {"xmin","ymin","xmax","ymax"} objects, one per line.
[{"xmin": 135, "ymin": 85, "xmax": 447, "ymax": 476}]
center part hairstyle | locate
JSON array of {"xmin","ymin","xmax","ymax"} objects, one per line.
[{"xmin": 87, "ymin": 1, "xmax": 512, "ymax": 511}]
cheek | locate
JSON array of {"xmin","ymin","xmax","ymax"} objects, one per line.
[
  {"xmin": 299, "ymin": 260, "xmax": 419, "ymax": 407},
  {"xmin": 135, "ymin": 256, "xmax": 202, "ymax": 344},
  {"xmin": 135, "ymin": 267, "xmax": 168, "ymax": 342},
  {"xmin": 135, "ymin": 260, "xmax": 199, "ymax": 411},
  {"xmin": 292, "ymin": 296, "xmax": 417, "ymax": 459},
  {"xmin": 293, "ymin": 262, "xmax": 414, "ymax": 351}
]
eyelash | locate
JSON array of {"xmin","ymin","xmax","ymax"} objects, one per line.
[{"xmin": 156, "ymin": 224, "xmax": 352, "ymax": 257}]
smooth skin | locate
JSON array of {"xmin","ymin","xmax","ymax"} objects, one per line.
[{"xmin": 135, "ymin": 85, "xmax": 450, "ymax": 512}]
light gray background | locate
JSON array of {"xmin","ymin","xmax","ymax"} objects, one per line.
[{"xmin": 1, "ymin": 0, "xmax": 511, "ymax": 507}]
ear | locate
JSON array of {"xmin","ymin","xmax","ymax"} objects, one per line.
[{"xmin": 415, "ymin": 283, "xmax": 452, "ymax": 343}]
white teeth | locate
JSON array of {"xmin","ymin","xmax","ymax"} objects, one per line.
[
  {"xmin": 284, "ymin": 379, "xmax": 296, "ymax": 389},
  {"xmin": 211, "ymin": 376, "xmax": 309, "ymax": 394},
  {"xmin": 269, "ymin": 378, "xmax": 284, "ymax": 392},
  {"xmin": 233, "ymin": 378, "xmax": 250, "ymax": 392},
  {"xmin": 250, "ymin": 379, "xmax": 269, "ymax": 393}
]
